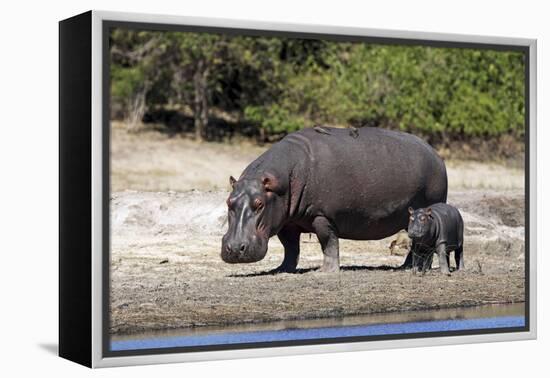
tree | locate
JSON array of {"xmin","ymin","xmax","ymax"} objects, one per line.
[
  {"xmin": 110, "ymin": 30, "xmax": 167, "ymax": 131},
  {"xmin": 110, "ymin": 28, "xmax": 526, "ymax": 149},
  {"xmin": 167, "ymin": 32, "xmax": 229, "ymax": 140}
]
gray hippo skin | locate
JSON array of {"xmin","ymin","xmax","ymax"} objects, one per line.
[
  {"xmin": 406, "ymin": 203, "xmax": 464, "ymax": 275},
  {"xmin": 221, "ymin": 126, "xmax": 448, "ymax": 273}
]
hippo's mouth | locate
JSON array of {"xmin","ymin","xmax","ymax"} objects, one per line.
[
  {"xmin": 221, "ymin": 252, "xmax": 264, "ymax": 264},
  {"xmin": 408, "ymin": 230, "xmax": 426, "ymax": 239},
  {"xmin": 221, "ymin": 239, "xmax": 268, "ymax": 264}
]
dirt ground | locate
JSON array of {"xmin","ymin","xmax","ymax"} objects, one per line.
[{"xmin": 109, "ymin": 125, "xmax": 526, "ymax": 335}]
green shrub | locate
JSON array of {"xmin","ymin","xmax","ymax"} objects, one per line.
[{"xmin": 110, "ymin": 28, "xmax": 526, "ymax": 143}]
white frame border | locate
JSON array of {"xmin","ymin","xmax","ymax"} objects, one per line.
[{"xmin": 90, "ymin": 10, "xmax": 537, "ymax": 368}]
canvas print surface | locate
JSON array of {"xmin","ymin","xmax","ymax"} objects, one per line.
[{"xmin": 107, "ymin": 25, "xmax": 527, "ymax": 354}]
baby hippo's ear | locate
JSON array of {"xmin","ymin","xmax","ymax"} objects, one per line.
[
  {"xmin": 408, "ymin": 207, "xmax": 414, "ymax": 215},
  {"xmin": 426, "ymin": 207, "xmax": 432, "ymax": 216},
  {"xmin": 229, "ymin": 176, "xmax": 237, "ymax": 188}
]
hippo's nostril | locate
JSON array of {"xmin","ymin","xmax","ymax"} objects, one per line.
[{"xmin": 239, "ymin": 244, "xmax": 246, "ymax": 254}]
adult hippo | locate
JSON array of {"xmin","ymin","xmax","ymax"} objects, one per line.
[{"xmin": 221, "ymin": 126, "xmax": 448, "ymax": 272}]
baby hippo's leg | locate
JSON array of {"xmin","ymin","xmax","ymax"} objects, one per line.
[
  {"xmin": 420, "ymin": 252, "xmax": 434, "ymax": 273},
  {"xmin": 411, "ymin": 247, "xmax": 425, "ymax": 274},
  {"xmin": 455, "ymin": 245, "xmax": 465, "ymax": 270},
  {"xmin": 411, "ymin": 248, "xmax": 433, "ymax": 274},
  {"xmin": 436, "ymin": 243, "xmax": 451, "ymax": 275}
]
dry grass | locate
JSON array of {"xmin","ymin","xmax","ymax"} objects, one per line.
[
  {"xmin": 111, "ymin": 123, "xmax": 525, "ymax": 192},
  {"xmin": 446, "ymin": 160, "xmax": 524, "ymax": 190}
]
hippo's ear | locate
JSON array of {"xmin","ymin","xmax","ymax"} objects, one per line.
[
  {"xmin": 229, "ymin": 176, "xmax": 237, "ymax": 188},
  {"xmin": 426, "ymin": 207, "xmax": 432, "ymax": 216},
  {"xmin": 408, "ymin": 207, "xmax": 414, "ymax": 215}
]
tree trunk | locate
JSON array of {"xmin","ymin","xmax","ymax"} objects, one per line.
[
  {"xmin": 127, "ymin": 86, "xmax": 147, "ymax": 132},
  {"xmin": 259, "ymin": 126, "xmax": 266, "ymax": 145},
  {"xmin": 193, "ymin": 60, "xmax": 209, "ymax": 141}
]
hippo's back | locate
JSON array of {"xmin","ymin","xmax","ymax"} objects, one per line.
[
  {"xmin": 283, "ymin": 127, "xmax": 448, "ymax": 240},
  {"xmin": 430, "ymin": 203, "xmax": 464, "ymax": 249}
]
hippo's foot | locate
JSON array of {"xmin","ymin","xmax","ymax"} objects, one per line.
[
  {"xmin": 319, "ymin": 257, "xmax": 340, "ymax": 273},
  {"xmin": 269, "ymin": 264, "xmax": 297, "ymax": 274},
  {"xmin": 319, "ymin": 265, "xmax": 340, "ymax": 273},
  {"xmin": 439, "ymin": 267, "xmax": 452, "ymax": 276},
  {"xmin": 411, "ymin": 266, "xmax": 431, "ymax": 276}
]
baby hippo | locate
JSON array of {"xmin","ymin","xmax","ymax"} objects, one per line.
[{"xmin": 407, "ymin": 203, "xmax": 464, "ymax": 275}]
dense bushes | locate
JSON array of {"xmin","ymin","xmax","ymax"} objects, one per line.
[{"xmin": 110, "ymin": 29, "xmax": 525, "ymax": 145}]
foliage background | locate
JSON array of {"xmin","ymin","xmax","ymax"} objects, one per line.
[{"xmin": 110, "ymin": 28, "xmax": 525, "ymax": 158}]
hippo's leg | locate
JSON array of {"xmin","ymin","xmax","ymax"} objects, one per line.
[
  {"xmin": 455, "ymin": 245, "xmax": 465, "ymax": 270},
  {"xmin": 274, "ymin": 226, "xmax": 301, "ymax": 273},
  {"xmin": 418, "ymin": 251, "xmax": 434, "ymax": 273},
  {"xmin": 312, "ymin": 217, "xmax": 340, "ymax": 272},
  {"xmin": 401, "ymin": 251, "xmax": 413, "ymax": 269},
  {"xmin": 404, "ymin": 241, "xmax": 430, "ymax": 272},
  {"xmin": 412, "ymin": 247, "xmax": 431, "ymax": 274},
  {"xmin": 436, "ymin": 244, "xmax": 451, "ymax": 275},
  {"xmin": 400, "ymin": 241, "xmax": 416, "ymax": 269},
  {"xmin": 412, "ymin": 249, "xmax": 419, "ymax": 274}
]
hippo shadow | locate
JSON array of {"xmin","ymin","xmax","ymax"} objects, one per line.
[
  {"xmin": 341, "ymin": 264, "xmax": 398, "ymax": 272},
  {"xmin": 229, "ymin": 267, "xmax": 317, "ymax": 277},
  {"xmin": 228, "ymin": 264, "xmax": 399, "ymax": 278}
]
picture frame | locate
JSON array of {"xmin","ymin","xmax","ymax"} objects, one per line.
[{"xmin": 59, "ymin": 10, "xmax": 537, "ymax": 368}]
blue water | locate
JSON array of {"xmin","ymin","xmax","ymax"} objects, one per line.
[{"xmin": 111, "ymin": 316, "xmax": 524, "ymax": 351}]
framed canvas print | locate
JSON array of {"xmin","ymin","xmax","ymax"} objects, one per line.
[{"xmin": 59, "ymin": 10, "xmax": 537, "ymax": 368}]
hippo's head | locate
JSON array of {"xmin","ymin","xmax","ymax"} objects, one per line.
[
  {"xmin": 221, "ymin": 173, "xmax": 287, "ymax": 263},
  {"xmin": 407, "ymin": 207, "xmax": 433, "ymax": 239}
]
